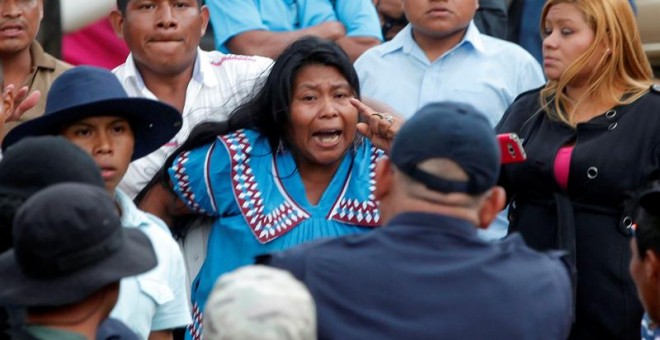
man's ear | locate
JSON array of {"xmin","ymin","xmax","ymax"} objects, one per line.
[
  {"xmin": 200, "ymin": 6, "xmax": 210, "ymax": 36},
  {"xmin": 477, "ymin": 186, "xmax": 506, "ymax": 229},
  {"xmin": 645, "ymin": 250, "xmax": 660, "ymax": 281},
  {"xmin": 374, "ymin": 157, "xmax": 392, "ymax": 201},
  {"xmin": 109, "ymin": 10, "xmax": 125, "ymax": 39}
]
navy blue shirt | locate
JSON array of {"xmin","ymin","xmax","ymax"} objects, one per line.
[
  {"xmin": 96, "ymin": 318, "xmax": 139, "ymax": 340},
  {"xmin": 265, "ymin": 212, "xmax": 573, "ymax": 340}
]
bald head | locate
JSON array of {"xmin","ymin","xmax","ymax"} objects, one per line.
[
  {"xmin": 375, "ymin": 156, "xmax": 505, "ymax": 228},
  {"xmin": 398, "ymin": 158, "xmax": 482, "ymax": 207}
]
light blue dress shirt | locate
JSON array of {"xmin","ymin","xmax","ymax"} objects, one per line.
[
  {"xmin": 355, "ymin": 22, "xmax": 545, "ymax": 239},
  {"xmin": 207, "ymin": 0, "xmax": 382, "ymax": 53},
  {"xmin": 110, "ymin": 189, "xmax": 191, "ymax": 338},
  {"xmin": 355, "ymin": 22, "xmax": 545, "ymax": 125}
]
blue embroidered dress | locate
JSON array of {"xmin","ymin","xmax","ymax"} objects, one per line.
[
  {"xmin": 169, "ymin": 129, "xmax": 383, "ymax": 338},
  {"xmin": 643, "ymin": 313, "xmax": 660, "ymax": 340}
]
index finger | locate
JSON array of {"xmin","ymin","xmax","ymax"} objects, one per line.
[
  {"xmin": 13, "ymin": 85, "xmax": 29, "ymax": 103},
  {"xmin": 14, "ymin": 90, "xmax": 40, "ymax": 117},
  {"xmin": 349, "ymin": 98, "xmax": 377, "ymax": 120}
]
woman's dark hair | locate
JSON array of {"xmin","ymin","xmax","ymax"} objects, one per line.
[
  {"xmin": 184, "ymin": 36, "xmax": 358, "ymax": 152},
  {"xmin": 135, "ymin": 37, "xmax": 360, "ymax": 205}
]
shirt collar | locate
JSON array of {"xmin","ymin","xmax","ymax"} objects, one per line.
[
  {"xmin": 122, "ymin": 53, "xmax": 145, "ymax": 90},
  {"xmin": 123, "ymin": 48, "xmax": 217, "ymax": 89},
  {"xmin": 30, "ymin": 41, "xmax": 56, "ymax": 71},
  {"xmin": 386, "ymin": 211, "xmax": 479, "ymax": 238},
  {"xmin": 384, "ymin": 21, "xmax": 486, "ymax": 58},
  {"xmin": 462, "ymin": 21, "xmax": 485, "ymax": 53},
  {"xmin": 378, "ymin": 24, "xmax": 410, "ymax": 56},
  {"xmin": 114, "ymin": 188, "xmax": 144, "ymax": 228},
  {"xmin": 196, "ymin": 49, "xmax": 218, "ymax": 87}
]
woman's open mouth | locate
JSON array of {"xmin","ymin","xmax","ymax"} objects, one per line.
[{"xmin": 312, "ymin": 130, "xmax": 342, "ymax": 147}]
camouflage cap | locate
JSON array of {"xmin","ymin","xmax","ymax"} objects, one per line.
[{"xmin": 203, "ymin": 265, "xmax": 316, "ymax": 340}]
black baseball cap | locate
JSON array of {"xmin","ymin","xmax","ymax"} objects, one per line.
[{"xmin": 390, "ymin": 102, "xmax": 500, "ymax": 195}]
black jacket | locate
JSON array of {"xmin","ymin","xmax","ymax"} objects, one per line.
[
  {"xmin": 264, "ymin": 212, "xmax": 573, "ymax": 340},
  {"xmin": 496, "ymin": 85, "xmax": 660, "ymax": 339},
  {"xmin": 474, "ymin": 0, "xmax": 508, "ymax": 40}
]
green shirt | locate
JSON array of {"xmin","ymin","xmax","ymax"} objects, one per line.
[{"xmin": 25, "ymin": 325, "xmax": 87, "ymax": 340}]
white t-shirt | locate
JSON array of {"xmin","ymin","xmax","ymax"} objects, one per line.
[{"xmin": 114, "ymin": 49, "xmax": 273, "ymax": 199}]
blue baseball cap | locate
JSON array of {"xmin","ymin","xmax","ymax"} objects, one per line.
[{"xmin": 390, "ymin": 102, "xmax": 500, "ymax": 195}]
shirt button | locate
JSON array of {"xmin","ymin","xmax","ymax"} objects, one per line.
[
  {"xmin": 608, "ymin": 122, "xmax": 618, "ymax": 131},
  {"xmin": 621, "ymin": 216, "xmax": 633, "ymax": 236},
  {"xmin": 605, "ymin": 109, "xmax": 617, "ymax": 119},
  {"xmin": 587, "ymin": 166, "xmax": 598, "ymax": 179},
  {"xmin": 622, "ymin": 216, "xmax": 633, "ymax": 229}
]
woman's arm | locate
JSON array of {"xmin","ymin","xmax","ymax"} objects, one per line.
[{"xmin": 138, "ymin": 182, "xmax": 193, "ymax": 229}]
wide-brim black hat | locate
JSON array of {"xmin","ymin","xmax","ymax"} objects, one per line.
[
  {"xmin": 0, "ymin": 183, "xmax": 158, "ymax": 307},
  {"xmin": 1, "ymin": 66, "xmax": 182, "ymax": 160},
  {"xmin": 0, "ymin": 136, "xmax": 105, "ymax": 199}
]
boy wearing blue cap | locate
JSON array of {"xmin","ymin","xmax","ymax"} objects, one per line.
[
  {"xmin": 263, "ymin": 102, "xmax": 573, "ymax": 339},
  {"xmin": 2, "ymin": 66, "xmax": 191, "ymax": 340}
]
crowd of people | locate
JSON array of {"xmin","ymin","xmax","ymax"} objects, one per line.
[{"xmin": 0, "ymin": 0, "xmax": 659, "ymax": 339}]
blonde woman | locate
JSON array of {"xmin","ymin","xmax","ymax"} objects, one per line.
[{"xmin": 496, "ymin": 0, "xmax": 657, "ymax": 338}]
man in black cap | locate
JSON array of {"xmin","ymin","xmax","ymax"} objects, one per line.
[
  {"xmin": 263, "ymin": 102, "xmax": 573, "ymax": 339},
  {"xmin": 0, "ymin": 182, "xmax": 158, "ymax": 339}
]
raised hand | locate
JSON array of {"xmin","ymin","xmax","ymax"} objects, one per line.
[
  {"xmin": 1, "ymin": 84, "xmax": 40, "ymax": 124},
  {"xmin": 0, "ymin": 84, "xmax": 41, "ymax": 144},
  {"xmin": 351, "ymin": 98, "xmax": 403, "ymax": 153}
]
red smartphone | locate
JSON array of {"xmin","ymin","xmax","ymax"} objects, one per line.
[{"xmin": 497, "ymin": 133, "xmax": 527, "ymax": 164}]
